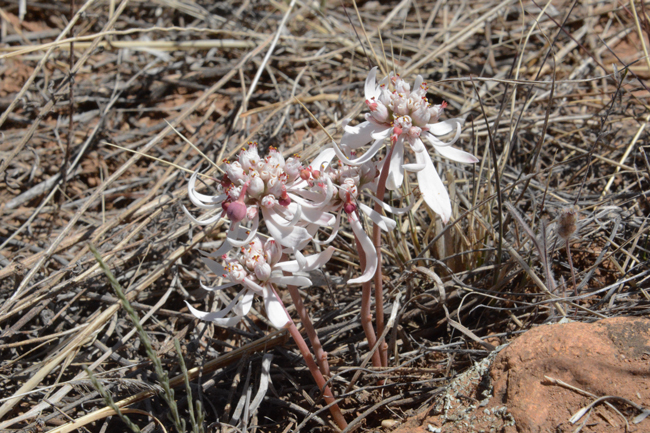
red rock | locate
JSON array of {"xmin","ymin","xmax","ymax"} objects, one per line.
[
  {"xmin": 392, "ymin": 317, "xmax": 650, "ymax": 433},
  {"xmin": 490, "ymin": 316, "xmax": 650, "ymax": 433}
]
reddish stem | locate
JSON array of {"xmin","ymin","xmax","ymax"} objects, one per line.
[
  {"xmin": 372, "ymin": 144, "xmax": 395, "ymax": 367},
  {"xmin": 282, "ymin": 254, "xmax": 329, "ymax": 376},
  {"xmin": 270, "ymin": 285, "xmax": 347, "ymax": 430},
  {"xmin": 286, "ymin": 284, "xmax": 330, "ymax": 376}
]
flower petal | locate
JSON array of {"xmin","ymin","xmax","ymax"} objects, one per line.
[
  {"xmin": 262, "ymin": 208, "xmax": 312, "ymax": 248},
  {"xmin": 347, "ymin": 212, "xmax": 377, "ymax": 284},
  {"xmin": 262, "ymin": 287, "xmax": 290, "ymax": 329},
  {"xmin": 200, "ymin": 281, "xmax": 238, "ymax": 291},
  {"xmin": 365, "ymin": 66, "xmax": 379, "ymax": 99},
  {"xmin": 426, "ymin": 118, "xmax": 464, "ymax": 137},
  {"xmin": 269, "ymin": 275, "xmax": 312, "ymax": 287},
  {"xmin": 312, "ymin": 210, "xmax": 342, "ymax": 245},
  {"xmin": 274, "ymin": 246, "xmax": 335, "ymax": 273},
  {"xmin": 328, "ymin": 137, "xmax": 386, "ymax": 167},
  {"xmin": 206, "ymin": 240, "xmax": 234, "ymax": 258},
  {"xmin": 414, "ymin": 149, "xmax": 452, "ymax": 223},
  {"xmin": 359, "ymin": 203, "xmax": 396, "ymax": 232},
  {"xmin": 226, "ymin": 213, "xmax": 260, "ymax": 247},
  {"xmin": 188, "ymin": 172, "xmax": 226, "ymax": 209},
  {"xmin": 434, "ymin": 144, "xmax": 479, "ymax": 163},
  {"xmin": 182, "ymin": 205, "xmax": 223, "ymax": 226},
  {"xmin": 341, "ymin": 121, "xmax": 388, "ymax": 149},
  {"xmin": 364, "ymin": 193, "xmax": 415, "ymax": 214},
  {"xmin": 310, "ymin": 147, "xmax": 336, "ymax": 170},
  {"xmin": 185, "ymin": 289, "xmax": 253, "ymax": 327},
  {"xmin": 402, "ymin": 163, "xmax": 426, "ymax": 172},
  {"xmin": 386, "ymin": 137, "xmax": 405, "ymax": 191},
  {"xmin": 370, "ymin": 128, "xmax": 391, "ymax": 141},
  {"xmin": 413, "ymin": 75, "xmax": 423, "ymax": 91}
]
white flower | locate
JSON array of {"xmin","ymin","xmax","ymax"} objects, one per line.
[
  {"xmin": 288, "ymin": 149, "xmax": 412, "ymax": 284},
  {"xmin": 330, "ymin": 67, "xmax": 479, "ymax": 223},
  {"xmin": 182, "ymin": 143, "xmax": 326, "ymax": 250},
  {"xmin": 186, "ymin": 237, "xmax": 335, "ymax": 329}
]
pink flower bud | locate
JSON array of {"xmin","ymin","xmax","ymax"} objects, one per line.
[
  {"xmin": 300, "ymin": 169, "xmax": 311, "ymax": 181},
  {"xmin": 343, "ymin": 191, "xmax": 357, "ymax": 215},
  {"xmin": 344, "ymin": 201, "xmax": 357, "ymax": 214},
  {"xmin": 226, "ymin": 182, "xmax": 249, "ymax": 223},
  {"xmin": 226, "ymin": 201, "xmax": 247, "ymax": 223}
]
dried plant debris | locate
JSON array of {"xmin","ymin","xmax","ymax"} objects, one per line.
[{"xmin": 0, "ymin": 0, "xmax": 649, "ymax": 432}]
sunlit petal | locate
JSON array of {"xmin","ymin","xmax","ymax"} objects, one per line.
[
  {"xmin": 182, "ymin": 205, "xmax": 223, "ymax": 226},
  {"xmin": 312, "ymin": 210, "xmax": 342, "ymax": 245},
  {"xmin": 262, "ymin": 208, "xmax": 312, "ymax": 248},
  {"xmin": 341, "ymin": 121, "xmax": 387, "ymax": 149},
  {"xmin": 434, "ymin": 144, "xmax": 480, "ymax": 163},
  {"xmin": 226, "ymin": 213, "xmax": 260, "ymax": 247},
  {"xmin": 359, "ymin": 203, "xmax": 396, "ymax": 232},
  {"xmin": 414, "ymin": 149, "xmax": 452, "ymax": 223},
  {"xmin": 262, "ymin": 287, "xmax": 290, "ymax": 329},
  {"xmin": 200, "ymin": 281, "xmax": 238, "ymax": 291},
  {"xmin": 386, "ymin": 136, "xmax": 405, "ymax": 191},
  {"xmin": 274, "ymin": 246, "xmax": 335, "ymax": 273},
  {"xmin": 269, "ymin": 275, "xmax": 312, "ymax": 287},
  {"xmin": 363, "ymin": 194, "xmax": 415, "ymax": 214},
  {"xmin": 310, "ymin": 147, "xmax": 336, "ymax": 170},
  {"xmin": 347, "ymin": 212, "xmax": 377, "ymax": 284}
]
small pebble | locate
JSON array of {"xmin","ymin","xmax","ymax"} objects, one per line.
[{"xmin": 381, "ymin": 419, "xmax": 398, "ymax": 428}]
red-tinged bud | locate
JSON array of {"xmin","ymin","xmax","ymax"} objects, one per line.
[
  {"xmin": 278, "ymin": 186, "xmax": 291, "ymax": 207},
  {"xmin": 366, "ymin": 98, "xmax": 379, "ymax": 111},
  {"xmin": 226, "ymin": 182, "xmax": 249, "ymax": 223},
  {"xmin": 226, "ymin": 201, "xmax": 247, "ymax": 223},
  {"xmin": 343, "ymin": 191, "xmax": 357, "ymax": 214},
  {"xmin": 278, "ymin": 194, "xmax": 291, "ymax": 207},
  {"xmin": 300, "ymin": 169, "xmax": 311, "ymax": 181},
  {"xmin": 441, "ymin": 101, "xmax": 447, "ymax": 109},
  {"xmin": 391, "ymin": 126, "xmax": 403, "ymax": 144},
  {"xmin": 312, "ymin": 169, "xmax": 320, "ymax": 179}
]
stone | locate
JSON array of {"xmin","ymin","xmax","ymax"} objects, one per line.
[{"xmin": 391, "ymin": 316, "xmax": 650, "ymax": 433}]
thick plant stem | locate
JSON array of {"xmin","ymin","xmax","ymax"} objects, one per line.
[
  {"xmin": 269, "ymin": 285, "xmax": 347, "ymax": 430},
  {"xmin": 371, "ymin": 145, "xmax": 395, "ymax": 367},
  {"xmin": 286, "ymin": 284, "xmax": 330, "ymax": 376},
  {"xmin": 357, "ymin": 236, "xmax": 382, "ymax": 368}
]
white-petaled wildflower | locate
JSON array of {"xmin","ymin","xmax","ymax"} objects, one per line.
[
  {"xmin": 329, "ymin": 67, "xmax": 479, "ymax": 223},
  {"xmin": 183, "ymin": 143, "xmax": 335, "ymax": 249},
  {"xmin": 186, "ymin": 237, "xmax": 335, "ymax": 329},
  {"xmin": 289, "ymin": 148, "xmax": 412, "ymax": 284}
]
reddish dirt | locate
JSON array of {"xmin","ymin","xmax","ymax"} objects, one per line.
[{"xmin": 392, "ymin": 317, "xmax": 650, "ymax": 433}]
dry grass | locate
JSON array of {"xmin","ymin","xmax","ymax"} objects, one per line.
[{"xmin": 0, "ymin": 0, "xmax": 649, "ymax": 431}]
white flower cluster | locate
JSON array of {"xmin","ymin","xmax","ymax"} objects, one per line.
[
  {"xmin": 184, "ymin": 67, "xmax": 478, "ymax": 329},
  {"xmin": 331, "ymin": 67, "xmax": 479, "ymax": 223},
  {"xmin": 186, "ymin": 236, "xmax": 334, "ymax": 329}
]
